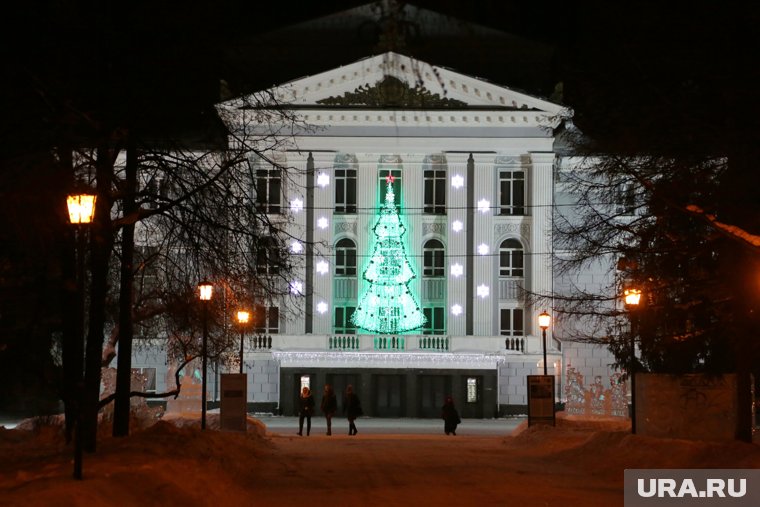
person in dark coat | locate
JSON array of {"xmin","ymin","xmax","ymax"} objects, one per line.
[
  {"xmin": 298, "ymin": 386, "xmax": 315, "ymax": 436},
  {"xmin": 343, "ymin": 384, "xmax": 362, "ymax": 435},
  {"xmin": 321, "ymin": 384, "xmax": 338, "ymax": 435},
  {"xmin": 441, "ymin": 395, "xmax": 461, "ymax": 435}
]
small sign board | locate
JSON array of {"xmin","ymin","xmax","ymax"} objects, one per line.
[
  {"xmin": 220, "ymin": 374, "xmax": 247, "ymax": 432},
  {"xmin": 527, "ymin": 375, "xmax": 555, "ymax": 427}
]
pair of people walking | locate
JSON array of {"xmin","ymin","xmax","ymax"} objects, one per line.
[{"xmin": 297, "ymin": 384, "xmax": 362, "ymax": 436}]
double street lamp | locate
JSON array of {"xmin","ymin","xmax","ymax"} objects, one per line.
[
  {"xmin": 624, "ymin": 288, "xmax": 642, "ymax": 434},
  {"xmin": 538, "ymin": 311, "xmax": 551, "ymax": 376},
  {"xmin": 236, "ymin": 310, "xmax": 250, "ymax": 374},
  {"xmin": 198, "ymin": 282, "xmax": 213, "ymax": 430},
  {"xmin": 66, "ymin": 193, "xmax": 96, "ymax": 480}
]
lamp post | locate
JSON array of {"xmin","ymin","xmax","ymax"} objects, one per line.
[
  {"xmin": 538, "ymin": 311, "xmax": 551, "ymax": 376},
  {"xmin": 236, "ymin": 310, "xmax": 250, "ymax": 374},
  {"xmin": 66, "ymin": 193, "xmax": 96, "ymax": 480},
  {"xmin": 198, "ymin": 282, "xmax": 213, "ymax": 430},
  {"xmin": 624, "ymin": 288, "xmax": 642, "ymax": 434}
]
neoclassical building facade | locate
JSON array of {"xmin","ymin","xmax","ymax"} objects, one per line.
[{"xmin": 134, "ymin": 51, "xmax": 618, "ymax": 417}]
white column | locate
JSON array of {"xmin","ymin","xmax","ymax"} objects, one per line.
[
  {"xmin": 445, "ymin": 153, "xmax": 470, "ymax": 337},
  {"xmin": 311, "ymin": 151, "xmax": 336, "ymax": 334},
  {"xmin": 471, "ymin": 153, "xmax": 495, "ymax": 337},
  {"xmin": 529, "ymin": 152, "xmax": 555, "ymax": 350}
]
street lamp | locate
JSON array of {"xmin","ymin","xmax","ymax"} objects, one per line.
[
  {"xmin": 538, "ymin": 311, "xmax": 551, "ymax": 376},
  {"xmin": 624, "ymin": 288, "xmax": 642, "ymax": 434},
  {"xmin": 236, "ymin": 310, "xmax": 250, "ymax": 374},
  {"xmin": 198, "ymin": 281, "xmax": 213, "ymax": 430},
  {"xmin": 66, "ymin": 192, "xmax": 96, "ymax": 480}
]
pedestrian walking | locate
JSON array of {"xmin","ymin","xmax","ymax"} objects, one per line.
[
  {"xmin": 321, "ymin": 384, "xmax": 338, "ymax": 435},
  {"xmin": 441, "ymin": 395, "xmax": 461, "ymax": 435},
  {"xmin": 298, "ymin": 386, "xmax": 315, "ymax": 436},
  {"xmin": 343, "ymin": 384, "xmax": 363, "ymax": 435}
]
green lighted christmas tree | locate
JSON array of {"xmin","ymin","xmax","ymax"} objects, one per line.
[{"xmin": 351, "ymin": 175, "xmax": 426, "ymax": 333}]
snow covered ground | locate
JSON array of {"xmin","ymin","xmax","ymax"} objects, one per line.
[{"xmin": 1, "ymin": 412, "xmax": 758, "ymax": 506}]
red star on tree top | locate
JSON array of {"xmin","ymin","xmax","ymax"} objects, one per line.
[{"xmin": 386, "ymin": 174, "xmax": 395, "ymax": 184}]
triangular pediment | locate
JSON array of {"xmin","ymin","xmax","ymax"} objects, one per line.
[{"xmin": 222, "ymin": 52, "xmax": 567, "ymax": 116}]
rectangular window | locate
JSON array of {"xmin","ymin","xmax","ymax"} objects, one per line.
[
  {"xmin": 615, "ymin": 181, "xmax": 636, "ymax": 215},
  {"xmin": 499, "ymin": 170, "xmax": 525, "ymax": 215},
  {"xmin": 466, "ymin": 377, "xmax": 479, "ymax": 403},
  {"xmin": 300, "ymin": 375, "xmax": 310, "ymax": 391},
  {"xmin": 334, "ymin": 306, "xmax": 357, "ymax": 334},
  {"xmin": 423, "ymin": 169, "xmax": 446, "ymax": 214},
  {"xmin": 379, "ymin": 169, "xmax": 402, "ymax": 204},
  {"xmin": 422, "ymin": 307, "xmax": 445, "ymax": 335},
  {"xmin": 500, "ymin": 308, "xmax": 524, "ymax": 336},
  {"xmin": 253, "ymin": 306, "xmax": 279, "ymax": 334},
  {"xmin": 423, "ymin": 248, "xmax": 445, "ymax": 277},
  {"xmin": 335, "ymin": 168, "xmax": 357, "ymax": 213},
  {"xmin": 131, "ymin": 367, "xmax": 157, "ymax": 394},
  {"xmin": 255, "ymin": 167, "xmax": 281, "ymax": 214}
]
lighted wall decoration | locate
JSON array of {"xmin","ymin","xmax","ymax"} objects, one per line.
[
  {"xmin": 317, "ymin": 172, "xmax": 330, "ymax": 187},
  {"xmin": 351, "ymin": 176, "xmax": 426, "ymax": 333}
]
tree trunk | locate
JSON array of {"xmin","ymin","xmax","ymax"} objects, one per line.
[
  {"xmin": 82, "ymin": 143, "xmax": 115, "ymax": 452},
  {"xmin": 113, "ymin": 136, "xmax": 137, "ymax": 437}
]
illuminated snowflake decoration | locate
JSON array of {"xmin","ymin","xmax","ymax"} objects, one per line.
[
  {"xmin": 451, "ymin": 304, "xmax": 463, "ymax": 316},
  {"xmin": 316, "ymin": 301, "xmax": 328, "ymax": 314},
  {"xmin": 476, "ymin": 284, "xmax": 490, "ymax": 298},
  {"xmin": 291, "ymin": 241, "xmax": 303, "ymax": 254},
  {"xmin": 477, "ymin": 199, "xmax": 491, "ymax": 214},
  {"xmin": 317, "ymin": 217, "xmax": 329, "ymax": 229},
  {"xmin": 451, "ymin": 220, "xmax": 463, "ymax": 233},
  {"xmin": 478, "ymin": 243, "xmax": 489, "ymax": 255},
  {"xmin": 451, "ymin": 174, "xmax": 464, "ymax": 189},
  {"xmin": 451, "ymin": 263, "xmax": 464, "ymax": 277},
  {"xmin": 290, "ymin": 198, "xmax": 303, "ymax": 213},
  {"xmin": 317, "ymin": 172, "xmax": 330, "ymax": 187},
  {"xmin": 290, "ymin": 280, "xmax": 303, "ymax": 295},
  {"xmin": 316, "ymin": 260, "xmax": 329, "ymax": 275}
]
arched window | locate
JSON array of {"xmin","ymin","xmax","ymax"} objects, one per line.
[
  {"xmin": 423, "ymin": 239, "xmax": 445, "ymax": 277},
  {"xmin": 499, "ymin": 239, "xmax": 524, "ymax": 277},
  {"xmin": 335, "ymin": 238, "xmax": 357, "ymax": 276}
]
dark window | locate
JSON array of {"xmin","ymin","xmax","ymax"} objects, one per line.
[
  {"xmin": 616, "ymin": 181, "xmax": 636, "ymax": 215},
  {"xmin": 255, "ymin": 166, "xmax": 281, "ymax": 214},
  {"xmin": 499, "ymin": 170, "xmax": 525, "ymax": 215},
  {"xmin": 334, "ymin": 306, "xmax": 357, "ymax": 334},
  {"xmin": 499, "ymin": 239, "xmax": 524, "ymax": 277},
  {"xmin": 335, "ymin": 238, "xmax": 357, "ymax": 276},
  {"xmin": 335, "ymin": 168, "xmax": 357, "ymax": 213},
  {"xmin": 253, "ymin": 305, "xmax": 279, "ymax": 334},
  {"xmin": 422, "ymin": 307, "xmax": 445, "ymax": 335},
  {"xmin": 500, "ymin": 308, "xmax": 524, "ymax": 336},
  {"xmin": 255, "ymin": 237, "xmax": 280, "ymax": 275},
  {"xmin": 424, "ymin": 168, "xmax": 446, "ymax": 214},
  {"xmin": 423, "ymin": 239, "xmax": 445, "ymax": 277}
]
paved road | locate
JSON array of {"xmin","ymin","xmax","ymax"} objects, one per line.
[{"xmin": 254, "ymin": 415, "xmax": 525, "ymax": 436}]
